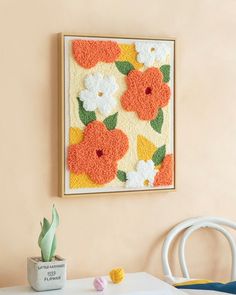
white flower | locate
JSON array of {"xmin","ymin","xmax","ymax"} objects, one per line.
[
  {"xmin": 135, "ymin": 41, "xmax": 170, "ymax": 67},
  {"xmin": 80, "ymin": 73, "xmax": 118, "ymax": 116},
  {"xmin": 126, "ymin": 160, "xmax": 158, "ymax": 188}
]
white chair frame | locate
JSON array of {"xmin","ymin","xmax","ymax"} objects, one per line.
[{"xmin": 162, "ymin": 217, "xmax": 236, "ymax": 284}]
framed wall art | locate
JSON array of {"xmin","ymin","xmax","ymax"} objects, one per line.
[{"xmin": 59, "ymin": 33, "xmax": 175, "ymax": 197}]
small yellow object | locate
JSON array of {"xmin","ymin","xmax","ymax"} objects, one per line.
[{"xmin": 109, "ymin": 268, "xmax": 125, "ymax": 284}]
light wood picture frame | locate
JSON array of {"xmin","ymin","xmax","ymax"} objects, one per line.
[{"xmin": 59, "ymin": 33, "xmax": 175, "ymax": 197}]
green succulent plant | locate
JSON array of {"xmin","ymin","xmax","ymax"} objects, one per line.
[{"xmin": 38, "ymin": 205, "xmax": 59, "ymax": 262}]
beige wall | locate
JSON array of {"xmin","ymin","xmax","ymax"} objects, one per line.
[{"xmin": 0, "ymin": 0, "xmax": 236, "ymax": 288}]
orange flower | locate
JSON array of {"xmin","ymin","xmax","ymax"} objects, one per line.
[
  {"xmin": 121, "ymin": 67, "xmax": 171, "ymax": 120},
  {"xmin": 72, "ymin": 40, "xmax": 121, "ymax": 69},
  {"xmin": 154, "ymin": 154, "xmax": 173, "ymax": 186},
  {"xmin": 67, "ymin": 121, "xmax": 129, "ymax": 185}
]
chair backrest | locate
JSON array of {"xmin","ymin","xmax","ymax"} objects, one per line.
[{"xmin": 162, "ymin": 217, "xmax": 236, "ymax": 284}]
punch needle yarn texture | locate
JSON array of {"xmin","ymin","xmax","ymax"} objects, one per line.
[{"xmin": 66, "ymin": 37, "xmax": 174, "ymax": 193}]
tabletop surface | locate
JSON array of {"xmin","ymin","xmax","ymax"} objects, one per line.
[{"xmin": 0, "ymin": 272, "xmax": 185, "ymax": 295}]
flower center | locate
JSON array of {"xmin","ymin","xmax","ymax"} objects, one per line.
[
  {"xmin": 150, "ymin": 47, "xmax": 155, "ymax": 52},
  {"xmin": 145, "ymin": 87, "xmax": 152, "ymax": 95},
  {"xmin": 96, "ymin": 149, "xmax": 104, "ymax": 157},
  {"xmin": 98, "ymin": 91, "xmax": 103, "ymax": 97},
  {"xmin": 144, "ymin": 179, "xmax": 149, "ymax": 186}
]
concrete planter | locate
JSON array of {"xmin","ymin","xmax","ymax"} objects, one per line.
[{"xmin": 27, "ymin": 256, "xmax": 66, "ymax": 291}]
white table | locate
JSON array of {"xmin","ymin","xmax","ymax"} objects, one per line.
[{"xmin": 0, "ymin": 272, "xmax": 185, "ymax": 294}]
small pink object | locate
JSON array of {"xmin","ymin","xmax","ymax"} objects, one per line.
[{"xmin": 93, "ymin": 277, "xmax": 107, "ymax": 291}]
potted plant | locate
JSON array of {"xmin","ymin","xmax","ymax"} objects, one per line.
[{"xmin": 27, "ymin": 205, "xmax": 66, "ymax": 291}]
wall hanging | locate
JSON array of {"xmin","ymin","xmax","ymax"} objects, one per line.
[{"xmin": 59, "ymin": 33, "xmax": 175, "ymax": 197}]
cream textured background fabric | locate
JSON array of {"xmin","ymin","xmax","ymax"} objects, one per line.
[{"xmin": 67, "ymin": 38, "xmax": 173, "ymax": 192}]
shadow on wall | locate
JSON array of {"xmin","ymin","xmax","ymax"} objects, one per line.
[
  {"xmin": 144, "ymin": 227, "xmax": 232, "ymax": 281},
  {"xmin": 49, "ymin": 33, "xmax": 59, "ymax": 198},
  {"xmin": 144, "ymin": 231, "xmax": 167, "ymax": 274}
]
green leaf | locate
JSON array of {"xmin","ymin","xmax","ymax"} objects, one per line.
[
  {"xmin": 152, "ymin": 145, "xmax": 166, "ymax": 166},
  {"xmin": 103, "ymin": 112, "xmax": 118, "ymax": 130},
  {"xmin": 150, "ymin": 108, "xmax": 164, "ymax": 134},
  {"xmin": 77, "ymin": 97, "xmax": 96, "ymax": 125},
  {"xmin": 38, "ymin": 218, "xmax": 50, "ymax": 252},
  {"xmin": 49, "ymin": 236, "xmax": 57, "ymax": 261},
  {"xmin": 117, "ymin": 170, "xmax": 127, "ymax": 182},
  {"xmin": 115, "ymin": 61, "xmax": 134, "ymax": 75},
  {"xmin": 39, "ymin": 206, "xmax": 59, "ymax": 262},
  {"xmin": 160, "ymin": 65, "xmax": 170, "ymax": 83},
  {"xmin": 38, "ymin": 218, "xmax": 57, "ymax": 261}
]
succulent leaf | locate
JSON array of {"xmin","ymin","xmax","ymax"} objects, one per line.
[
  {"xmin": 49, "ymin": 236, "xmax": 57, "ymax": 261},
  {"xmin": 38, "ymin": 218, "xmax": 50, "ymax": 248},
  {"xmin": 38, "ymin": 206, "xmax": 59, "ymax": 262}
]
